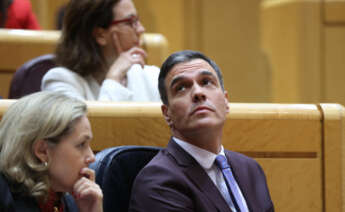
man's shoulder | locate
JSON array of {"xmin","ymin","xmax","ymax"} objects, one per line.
[
  {"xmin": 139, "ymin": 149, "xmax": 177, "ymax": 174},
  {"xmin": 134, "ymin": 147, "xmax": 187, "ymax": 184}
]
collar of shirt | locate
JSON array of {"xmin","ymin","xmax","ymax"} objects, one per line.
[{"xmin": 173, "ymin": 137, "xmax": 226, "ymax": 169}]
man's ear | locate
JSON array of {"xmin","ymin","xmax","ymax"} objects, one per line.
[
  {"xmin": 224, "ymin": 90, "xmax": 230, "ymax": 113},
  {"xmin": 33, "ymin": 139, "xmax": 49, "ymax": 163},
  {"xmin": 93, "ymin": 27, "xmax": 108, "ymax": 46},
  {"xmin": 161, "ymin": 104, "xmax": 173, "ymax": 127}
]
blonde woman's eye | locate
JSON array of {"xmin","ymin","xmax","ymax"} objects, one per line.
[{"xmin": 77, "ymin": 142, "xmax": 86, "ymax": 148}]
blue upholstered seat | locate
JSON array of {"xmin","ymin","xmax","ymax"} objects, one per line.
[{"xmin": 90, "ymin": 146, "xmax": 162, "ymax": 212}]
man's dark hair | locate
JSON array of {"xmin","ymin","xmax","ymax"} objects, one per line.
[
  {"xmin": 55, "ymin": 0, "xmax": 120, "ymax": 76},
  {"xmin": 158, "ymin": 50, "xmax": 224, "ymax": 105}
]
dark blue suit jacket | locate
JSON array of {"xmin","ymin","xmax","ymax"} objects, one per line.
[{"xmin": 129, "ymin": 138, "xmax": 274, "ymax": 212}]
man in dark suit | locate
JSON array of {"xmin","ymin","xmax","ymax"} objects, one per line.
[{"xmin": 129, "ymin": 50, "xmax": 274, "ymax": 212}]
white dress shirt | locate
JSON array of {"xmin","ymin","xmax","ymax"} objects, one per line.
[{"xmin": 173, "ymin": 137, "xmax": 249, "ymax": 212}]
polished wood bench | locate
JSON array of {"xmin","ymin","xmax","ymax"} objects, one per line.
[
  {"xmin": 0, "ymin": 101, "xmax": 343, "ymax": 212},
  {"xmin": 0, "ymin": 29, "xmax": 168, "ymax": 98}
]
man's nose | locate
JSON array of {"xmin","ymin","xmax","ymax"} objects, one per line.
[{"xmin": 192, "ymin": 84, "xmax": 206, "ymax": 102}]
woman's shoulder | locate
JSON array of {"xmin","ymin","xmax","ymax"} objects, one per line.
[{"xmin": 43, "ymin": 67, "xmax": 85, "ymax": 81}]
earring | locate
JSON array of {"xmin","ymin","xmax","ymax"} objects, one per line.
[{"xmin": 44, "ymin": 162, "xmax": 48, "ymax": 167}]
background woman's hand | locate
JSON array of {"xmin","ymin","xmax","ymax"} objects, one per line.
[
  {"xmin": 106, "ymin": 31, "xmax": 147, "ymax": 86},
  {"xmin": 106, "ymin": 47, "xmax": 147, "ymax": 85},
  {"xmin": 73, "ymin": 168, "xmax": 103, "ymax": 212}
]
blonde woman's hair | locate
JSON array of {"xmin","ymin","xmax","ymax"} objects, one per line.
[{"xmin": 0, "ymin": 91, "xmax": 87, "ymax": 200}]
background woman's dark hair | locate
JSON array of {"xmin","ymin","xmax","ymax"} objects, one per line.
[
  {"xmin": 0, "ymin": 0, "xmax": 12, "ymax": 27},
  {"xmin": 55, "ymin": 0, "xmax": 120, "ymax": 76}
]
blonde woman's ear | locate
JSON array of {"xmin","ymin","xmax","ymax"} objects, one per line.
[{"xmin": 33, "ymin": 139, "xmax": 49, "ymax": 163}]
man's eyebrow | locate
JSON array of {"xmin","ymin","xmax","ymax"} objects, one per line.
[
  {"xmin": 170, "ymin": 76, "xmax": 185, "ymax": 89},
  {"xmin": 169, "ymin": 70, "xmax": 216, "ymax": 89},
  {"xmin": 200, "ymin": 70, "xmax": 215, "ymax": 77}
]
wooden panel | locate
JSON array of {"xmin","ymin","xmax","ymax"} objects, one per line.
[
  {"xmin": 141, "ymin": 33, "xmax": 169, "ymax": 66},
  {"xmin": 0, "ymin": 30, "xmax": 59, "ymax": 70},
  {"xmin": 0, "ymin": 72, "xmax": 13, "ymax": 100},
  {"xmin": 320, "ymin": 104, "xmax": 345, "ymax": 212},
  {"xmin": 259, "ymin": 159, "xmax": 322, "ymax": 211},
  {"xmin": 30, "ymin": 0, "xmax": 48, "ymax": 28},
  {"xmin": 133, "ymin": 0, "xmax": 186, "ymax": 54},
  {"xmin": 261, "ymin": 0, "xmax": 322, "ymax": 103},
  {"xmin": 324, "ymin": 27, "xmax": 345, "ymax": 106},
  {"xmin": 202, "ymin": 0, "xmax": 270, "ymax": 102},
  {"xmin": 324, "ymin": 0, "xmax": 345, "ymax": 24},
  {"xmin": 31, "ymin": 0, "xmax": 70, "ymax": 29}
]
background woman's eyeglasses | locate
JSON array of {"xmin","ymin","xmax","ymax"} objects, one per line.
[{"xmin": 111, "ymin": 15, "xmax": 140, "ymax": 28}]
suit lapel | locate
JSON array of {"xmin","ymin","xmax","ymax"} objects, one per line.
[{"xmin": 167, "ymin": 139, "xmax": 232, "ymax": 212}]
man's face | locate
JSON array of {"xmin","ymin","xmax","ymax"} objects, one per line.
[{"xmin": 162, "ymin": 59, "xmax": 229, "ymax": 137}]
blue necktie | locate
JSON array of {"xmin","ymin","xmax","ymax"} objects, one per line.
[{"xmin": 215, "ymin": 155, "xmax": 246, "ymax": 212}]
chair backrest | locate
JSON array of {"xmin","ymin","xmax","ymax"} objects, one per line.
[
  {"xmin": 8, "ymin": 54, "xmax": 56, "ymax": 99},
  {"xmin": 90, "ymin": 145, "xmax": 162, "ymax": 212}
]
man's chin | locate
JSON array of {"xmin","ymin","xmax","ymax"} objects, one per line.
[{"xmin": 188, "ymin": 120, "xmax": 220, "ymax": 131}]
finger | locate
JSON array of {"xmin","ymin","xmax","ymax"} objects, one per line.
[
  {"xmin": 73, "ymin": 179, "xmax": 102, "ymax": 199},
  {"xmin": 80, "ymin": 167, "xmax": 95, "ymax": 182},
  {"xmin": 131, "ymin": 56, "xmax": 145, "ymax": 67},
  {"xmin": 79, "ymin": 184, "xmax": 102, "ymax": 199},
  {"xmin": 130, "ymin": 47, "xmax": 147, "ymax": 59}
]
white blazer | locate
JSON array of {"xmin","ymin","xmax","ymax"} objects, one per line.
[{"xmin": 41, "ymin": 64, "xmax": 161, "ymax": 102}]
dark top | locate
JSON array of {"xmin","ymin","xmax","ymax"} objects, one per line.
[{"xmin": 0, "ymin": 173, "xmax": 78, "ymax": 212}]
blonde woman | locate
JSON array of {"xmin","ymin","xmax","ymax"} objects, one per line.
[{"xmin": 0, "ymin": 91, "xmax": 102, "ymax": 212}]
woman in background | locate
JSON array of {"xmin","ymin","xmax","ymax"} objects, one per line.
[
  {"xmin": 0, "ymin": 0, "xmax": 40, "ymax": 29},
  {"xmin": 42, "ymin": 0, "xmax": 160, "ymax": 102},
  {"xmin": 0, "ymin": 91, "xmax": 102, "ymax": 212}
]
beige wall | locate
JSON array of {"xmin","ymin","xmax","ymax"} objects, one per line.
[
  {"xmin": 31, "ymin": 0, "xmax": 69, "ymax": 29},
  {"xmin": 323, "ymin": 0, "xmax": 345, "ymax": 105},
  {"xmin": 261, "ymin": 0, "xmax": 345, "ymax": 105},
  {"xmin": 135, "ymin": 0, "xmax": 271, "ymax": 102}
]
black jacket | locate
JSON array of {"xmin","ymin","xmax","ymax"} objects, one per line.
[{"xmin": 0, "ymin": 173, "xmax": 78, "ymax": 212}]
